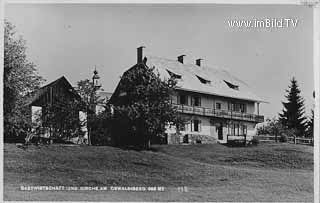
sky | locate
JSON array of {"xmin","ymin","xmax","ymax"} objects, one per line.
[{"xmin": 5, "ymin": 3, "xmax": 314, "ymax": 119}]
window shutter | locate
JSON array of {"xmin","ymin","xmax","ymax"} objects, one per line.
[
  {"xmin": 199, "ymin": 97, "xmax": 202, "ymax": 107},
  {"xmin": 191, "ymin": 120, "xmax": 194, "ymax": 132},
  {"xmin": 177, "ymin": 95, "xmax": 180, "ymax": 104},
  {"xmin": 199, "ymin": 120, "xmax": 202, "ymax": 132},
  {"xmin": 237, "ymin": 124, "xmax": 239, "ymax": 136}
]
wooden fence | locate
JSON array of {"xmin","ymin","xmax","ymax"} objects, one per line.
[{"xmin": 257, "ymin": 135, "xmax": 313, "ymax": 146}]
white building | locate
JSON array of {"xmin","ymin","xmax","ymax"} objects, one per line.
[{"xmin": 110, "ymin": 47, "xmax": 266, "ymax": 144}]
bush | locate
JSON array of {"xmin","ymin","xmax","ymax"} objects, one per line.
[
  {"xmin": 91, "ymin": 133, "xmax": 111, "ymax": 146},
  {"xmin": 251, "ymin": 136, "xmax": 260, "ymax": 145},
  {"xmin": 90, "ymin": 114, "xmax": 112, "ymax": 146},
  {"xmin": 257, "ymin": 126, "xmax": 268, "ymax": 135},
  {"xmin": 279, "ymin": 134, "xmax": 288, "ymax": 142},
  {"xmin": 284, "ymin": 128, "xmax": 298, "ymax": 137}
]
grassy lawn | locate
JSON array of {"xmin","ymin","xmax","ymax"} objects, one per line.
[{"xmin": 3, "ymin": 142, "xmax": 313, "ymax": 201}]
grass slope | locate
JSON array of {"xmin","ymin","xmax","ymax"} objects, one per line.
[{"xmin": 4, "ymin": 143, "xmax": 313, "ymax": 201}]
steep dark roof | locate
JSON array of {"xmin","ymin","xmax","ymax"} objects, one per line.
[{"xmin": 26, "ymin": 76, "xmax": 82, "ymax": 106}]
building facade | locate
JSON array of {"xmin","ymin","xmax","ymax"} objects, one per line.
[
  {"xmin": 111, "ymin": 47, "xmax": 265, "ymax": 144},
  {"xmin": 167, "ymin": 90, "xmax": 263, "ymax": 144}
]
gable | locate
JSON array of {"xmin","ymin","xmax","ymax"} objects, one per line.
[{"xmin": 27, "ymin": 76, "xmax": 82, "ymax": 107}]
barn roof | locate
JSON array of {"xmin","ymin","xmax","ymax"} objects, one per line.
[
  {"xmin": 145, "ymin": 55, "xmax": 266, "ymax": 103},
  {"xmin": 26, "ymin": 76, "xmax": 82, "ymax": 106}
]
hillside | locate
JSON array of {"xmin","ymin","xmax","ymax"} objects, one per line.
[{"xmin": 4, "ymin": 143, "xmax": 313, "ymax": 201}]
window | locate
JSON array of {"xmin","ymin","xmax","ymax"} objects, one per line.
[
  {"xmin": 224, "ymin": 80, "xmax": 239, "ymax": 90},
  {"xmin": 228, "ymin": 102, "xmax": 243, "ymax": 112},
  {"xmin": 178, "ymin": 94, "xmax": 188, "ymax": 105},
  {"xmin": 228, "ymin": 123, "xmax": 240, "ymax": 136},
  {"xmin": 234, "ymin": 104, "xmax": 240, "ymax": 112},
  {"xmin": 167, "ymin": 69, "xmax": 182, "ymax": 79},
  {"xmin": 119, "ymin": 91, "xmax": 127, "ymax": 97},
  {"xmin": 196, "ymin": 75, "xmax": 211, "ymax": 85},
  {"xmin": 192, "ymin": 96, "xmax": 201, "ymax": 106},
  {"xmin": 216, "ymin": 102, "xmax": 221, "ymax": 110},
  {"xmin": 241, "ymin": 125, "xmax": 247, "ymax": 135},
  {"xmin": 235, "ymin": 124, "xmax": 240, "ymax": 136},
  {"xmin": 191, "ymin": 120, "xmax": 201, "ymax": 132},
  {"xmin": 240, "ymin": 103, "xmax": 247, "ymax": 113}
]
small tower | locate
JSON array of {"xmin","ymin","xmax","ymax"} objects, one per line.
[{"xmin": 92, "ymin": 67, "xmax": 101, "ymax": 89}]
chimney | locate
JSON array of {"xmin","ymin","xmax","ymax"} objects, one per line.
[
  {"xmin": 137, "ymin": 46, "xmax": 145, "ymax": 63},
  {"xmin": 196, "ymin": 58, "xmax": 203, "ymax": 66},
  {"xmin": 177, "ymin": 55, "xmax": 186, "ymax": 64}
]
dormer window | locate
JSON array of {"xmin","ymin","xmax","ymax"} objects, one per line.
[
  {"xmin": 196, "ymin": 75, "xmax": 211, "ymax": 85},
  {"xmin": 166, "ymin": 69, "xmax": 182, "ymax": 79},
  {"xmin": 119, "ymin": 91, "xmax": 127, "ymax": 97},
  {"xmin": 224, "ymin": 80, "xmax": 239, "ymax": 90}
]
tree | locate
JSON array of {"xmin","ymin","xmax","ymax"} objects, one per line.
[
  {"xmin": 256, "ymin": 118, "xmax": 296, "ymax": 142},
  {"xmin": 75, "ymin": 79, "xmax": 105, "ymax": 145},
  {"xmin": 4, "ymin": 20, "xmax": 44, "ymax": 142},
  {"xmin": 306, "ymin": 110, "xmax": 314, "ymax": 138},
  {"xmin": 89, "ymin": 109, "xmax": 113, "ymax": 146},
  {"xmin": 39, "ymin": 99, "xmax": 85, "ymax": 141},
  {"xmin": 279, "ymin": 77, "xmax": 307, "ymax": 137},
  {"xmin": 306, "ymin": 91, "xmax": 315, "ymax": 138},
  {"xmin": 109, "ymin": 63, "xmax": 184, "ymax": 148},
  {"xmin": 75, "ymin": 79, "xmax": 105, "ymax": 112}
]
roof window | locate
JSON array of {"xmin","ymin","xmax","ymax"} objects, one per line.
[
  {"xmin": 166, "ymin": 69, "xmax": 182, "ymax": 79},
  {"xmin": 224, "ymin": 80, "xmax": 239, "ymax": 90},
  {"xmin": 196, "ymin": 75, "xmax": 211, "ymax": 85}
]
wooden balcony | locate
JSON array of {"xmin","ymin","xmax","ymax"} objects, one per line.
[{"xmin": 172, "ymin": 103, "xmax": 264, "ymax": 123}]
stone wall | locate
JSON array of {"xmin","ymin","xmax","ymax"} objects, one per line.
[
  {"xmin": 188, "ymin": 134, "xmax": 218, "ymax": 144},
  {"xmin": 167, "ymin": 133, "xmax": 217, "ymax": 144}
]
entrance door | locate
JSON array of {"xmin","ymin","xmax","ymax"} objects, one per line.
[
  {"xmin": 183, "ymin": 134, "xmax": 189, "ymax": 144},
  {"xmin": 218, "ymin": 123, "xmax": 223, "ymax": 140}
]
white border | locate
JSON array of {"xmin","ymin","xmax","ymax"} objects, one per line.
[
  {"xmin": 1, "ymin": 1, "xmax": 319, "ymax": 203},
  {"xmin": 313, "ymin": 2, "xmax": 320, "ymax": 203},
  {"xmin": 0, "ymin": 0, "xmax": 4, "ymax": 202},
  {"xmin": 2, "ymin": 0, "xmax": 307, "ymax": 4}
]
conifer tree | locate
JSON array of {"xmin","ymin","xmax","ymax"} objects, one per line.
[
  {"xmin": 306, "ymin": 91, "xmax": 315, "ymax": 138},
  {"xmin": 279, "ymin": 77, "xmax": 307, "ymax": 137}
]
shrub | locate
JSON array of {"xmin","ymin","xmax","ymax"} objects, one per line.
[
  {"xmin": 284, "ymin": 128, "xmax": 298, "ymax": 137},
  {"xmin": 257, "ymin": 126, "xmax": 268, "ymax": 135},
  {"xmin": 279, "ymin": 134, "xmax": 288, "ymax": 142},
  {"xmin": 90, "ymin": 113, "xmax": 112, "ymax": 146},
  {"xmin": 251, "ymin": 136, "xmax": 259, "ymax": 145}
]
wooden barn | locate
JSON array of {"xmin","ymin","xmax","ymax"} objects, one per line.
[{"xmin": 26, "ymin": 76, "xmax": 87, "ymax": 143}]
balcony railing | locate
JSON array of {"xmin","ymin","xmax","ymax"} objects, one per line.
[{"xmin": 172, "ymin": 103, "xmax": 264, "ymax": 123}]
